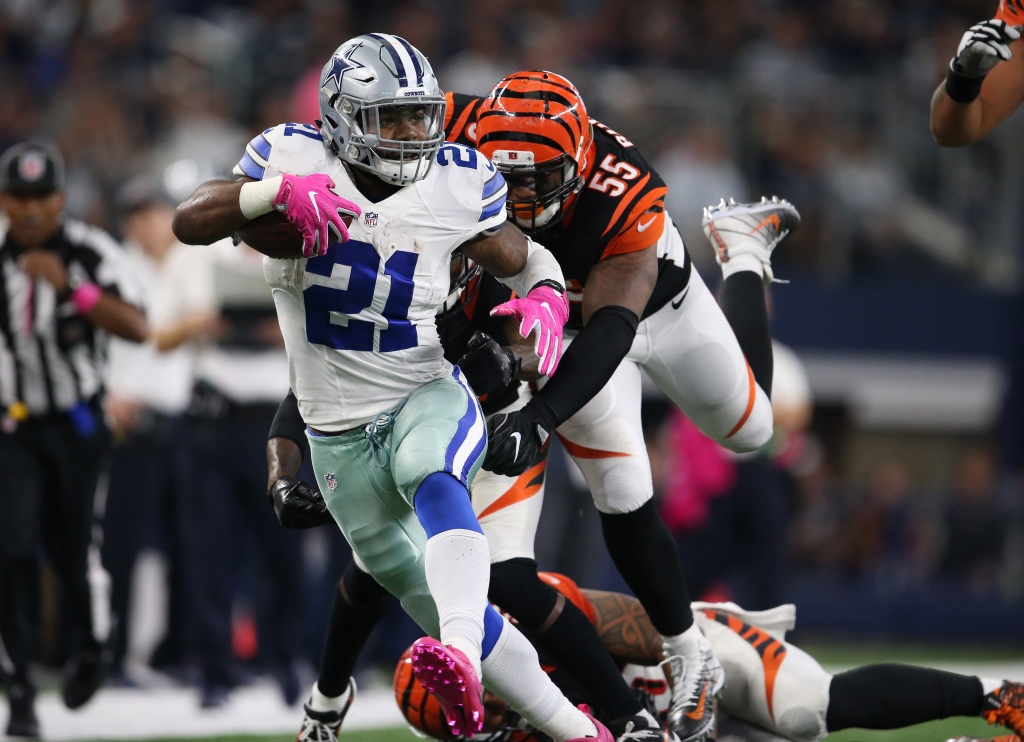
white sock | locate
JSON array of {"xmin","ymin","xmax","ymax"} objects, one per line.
[
  {"xmin": 309, "ymin": 680, "xmax": 351, "ymax": 713},
  {"xmin": 981, "ymin": 678, "xmax": 1004, "ymax": 696},
  {"xmin": 721, "ymin": 253, "xmax": 765, "ymax": 281},
  {"xmin": 481, "ymin": 617, "xmax": 598, "ymax": 741},
  {"xmin": 424, "ymin": 528, "xmax": 490, "ymax": 677},
  {"xmin": 662, "ymin": 622, "xmax": 703, "ymax": 659}
]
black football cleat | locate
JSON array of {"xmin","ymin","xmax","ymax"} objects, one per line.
[
  {"xmin": 62, "ymin": 642, "xmax": 113, "ymax": 710},
  {"xmin": 6, "ymin": 681, "xmax": 40, "ymax": 738}
]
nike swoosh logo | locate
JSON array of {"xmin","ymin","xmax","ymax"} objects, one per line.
[
  {"xmin": 308, "ymin": 191, "xmax": 321, "ymax": 221},
  {"xmin": 510, "ymin": 432, "xmax": 521, "ymax": 461},
  {"xmin": 685, "ymin": 686, "xmax": 708, "ymax": 720},
  {"xmin": 671, "ymin": 287, "xmax": 689, "ymax": 310},
  {"xmin": 748, "ymin": 213, "xmax": 780, "ymax": 235},
  {"xmin": 637, "ymin": 216, "xmax": 657, "ymax": 232}
]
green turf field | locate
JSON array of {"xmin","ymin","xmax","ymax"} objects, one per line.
[
  {"xmin": 75, "ymin": 641, "xmax": 1021, "ymax": 742},
  {"xmin": 107, "ymin": 717, "xmax": 1012, "ymax": 742}
]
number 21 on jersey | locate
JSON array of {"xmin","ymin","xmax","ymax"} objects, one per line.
[{"xmin": 303, "ymin": 240, "xmax": 419, "ymax": 352}]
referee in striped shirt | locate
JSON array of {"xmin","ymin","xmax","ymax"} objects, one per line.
[{"xmin": 0, "ymin": 142, "xmax": 147, "ymax": 738}]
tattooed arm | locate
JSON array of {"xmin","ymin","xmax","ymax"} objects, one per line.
[{"xmin": 581, "ymin": 588, "xmax": 664, "ymax": 666}]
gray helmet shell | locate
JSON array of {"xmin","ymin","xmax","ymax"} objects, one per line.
[{"xmin": 318, "ymin": 34, "xmax": 446, "ymax": 186}]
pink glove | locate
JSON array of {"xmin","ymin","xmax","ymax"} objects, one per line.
[
  {"xmin": 273, "ymin": 173, "xmax": 361, "ymax": 258},
  {"xmin": 490, "ymin": 284, "xmax": 569, "ymax": 377}
]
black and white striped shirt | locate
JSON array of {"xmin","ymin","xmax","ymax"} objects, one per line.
[{"xmin": 0, "ymin": 219, "xmax": 140, "ymax": 416}]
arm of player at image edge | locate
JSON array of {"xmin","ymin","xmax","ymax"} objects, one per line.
[
  {"xmin": 931, "ymin": 18, "xmax": 1024, "ymax": 146},
  {"xmin": 460, "ymin": 222, "xmax": 570, "ymax": 378},
  {"xmin": 267, "ymin": 389, "xmax": 335, "ymax": 529}
]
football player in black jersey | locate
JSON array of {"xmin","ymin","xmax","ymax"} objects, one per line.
[{"xmin": 442, "ymin": 71, "xmax": 799, "ymax": 742}]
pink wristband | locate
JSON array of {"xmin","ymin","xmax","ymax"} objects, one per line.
[{"xmin": 71, "ymin": 282, "xmax": 103, "ymax": 315}]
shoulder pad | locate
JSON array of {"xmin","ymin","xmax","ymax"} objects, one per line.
[
  {"xmin": 233, "ymin": 123, "xmax": 326, "ymax": 180},
  {"xmin": 430, "ymin": 144, "xmax": 507, "ymax": 235}
]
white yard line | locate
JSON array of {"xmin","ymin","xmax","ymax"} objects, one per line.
[
  {"xmin": 15, "ymin": 661, "xmax": 1024, "ymax": 741},
  {"xmin": 11, "ymin": 681, "xmax": 404, "ymax": 741}
]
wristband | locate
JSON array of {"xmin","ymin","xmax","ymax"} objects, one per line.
[
  {"xmin": 71, "ymin": 282, "xmax": 102, "ymax": 315},
  {"xmin": 239, "ymin": 175, "xmax": 284, "ymax": 220},
  {"xmin": 945, "ymin": 63, "xmax": 986, "ymax": 104}
]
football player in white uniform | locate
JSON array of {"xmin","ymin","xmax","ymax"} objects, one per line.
[{"xmin": 173, "ymin": 33, "xmax": 611, "ymax": 742}]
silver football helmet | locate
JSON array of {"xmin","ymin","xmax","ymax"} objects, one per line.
[{"xmin": 318, "ymin": 34, "xmax": 446, "ymax": 186}]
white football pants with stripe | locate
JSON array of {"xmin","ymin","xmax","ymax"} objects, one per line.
[{"xmin": 471, "ymin": 250, "xmax": 772, "ymax": 560}]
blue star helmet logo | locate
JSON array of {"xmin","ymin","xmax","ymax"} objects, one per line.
[{"xmin": 324, "ymin": 43, "xmax": 366, "ymax": 89}]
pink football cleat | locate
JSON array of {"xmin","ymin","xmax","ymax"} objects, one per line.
[
  {"xmin": 410, "ymin": 638, "xmax": 484, "ymax": 738},
  {"xmin": 569, "ymin": 705, "xmax": 616, "ymax": 741}
]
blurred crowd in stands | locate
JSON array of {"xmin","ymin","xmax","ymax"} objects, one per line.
[
  {"xmin": 1, "ymin": 0, "xmax": 1019, "ymax": 284},
  {"xmin": 3, "ymin": 0, "xmax": 1023, "ymax": 701}
]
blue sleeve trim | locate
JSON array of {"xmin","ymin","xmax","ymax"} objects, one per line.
[
  {"xmin": 249, "ymin": 133, "xmax": 272, "ymax": 161},
  {"xmin": 479, "ymin": 194, "xmax": 506, "ymax": 222},
  {"xmin": 237, "ymin": 152, "xmax": 265, "ymax": 180},
  {"xmin": 482, "ymin": 170, "xmax": 505, "ymax": 200}
]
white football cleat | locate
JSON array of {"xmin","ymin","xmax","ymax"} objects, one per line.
[
  {"xmin": 702, "ymin": 196, "xmax": 800, "ymax": 285},
  {"xmin": 296, "ymin": 679, "xmax": 355, "ymax": 742},
  {"xmin": 661, "ymin": 635, "xmax": 724, "ymax": 742}
]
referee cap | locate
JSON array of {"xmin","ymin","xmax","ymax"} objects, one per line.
[
  {"xmin": 0, "ymin": 142, "xmax": 66, "ymax": 195},
  {"xmin": 115, "ymin": 175, "xmax": 174, "ymax": 219}
]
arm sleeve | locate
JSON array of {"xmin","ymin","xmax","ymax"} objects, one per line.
[
  {"xmin": 495, "ymin": 237, "xmax": 565, "ymax": 297},
  {"xmin": 269, "ymin": 388, "xmax": 308, "ymax": 456},
  {"xmin": 526, "ymin": 305, "xmax": 640, "ymax": 430}
]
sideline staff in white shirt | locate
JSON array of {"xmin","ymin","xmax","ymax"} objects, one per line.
[
  {"xmin": 103, "ymin": 179, "xmax": 196, "ymax": 679},
  {"xmin": 151, "ymin": 233, "xmax": 300, "ymax": 708}
]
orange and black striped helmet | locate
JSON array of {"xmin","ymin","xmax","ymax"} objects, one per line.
[
  {"xmin": 394, "ymin": 646, "xmax": 545, "ymax": 741},
  {"xmin": 476, "ymin": 71, "xmax": 594, "ymax": 233}
]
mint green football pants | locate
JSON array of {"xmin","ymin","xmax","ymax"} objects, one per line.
[{"xmin": 306, "ymin": 370, "xmax": 487, "ymax": 636}]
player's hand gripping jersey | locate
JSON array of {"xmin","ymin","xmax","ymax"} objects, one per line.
[
  {"xmin": 444, "ymin": 92, "xmax": 691, "ymax": 332},
  {"xmin": 235, "ymin": 123, "xmax": 508, "ymax": 431}
]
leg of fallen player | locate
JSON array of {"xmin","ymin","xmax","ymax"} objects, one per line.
[
  {"xmin": 580, "ymin": 587, "xmax": 1024, "ymax": 742},
  {"xmin": 488, "ymin": 558, "xmax": 649, "ymax": 721},
  {"xmin": 827, "ymin": 666, "xmax": 1021, "ymax": 735}
]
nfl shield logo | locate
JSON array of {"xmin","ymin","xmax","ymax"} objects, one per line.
[
  {"xmin": 324, "ymin": 473, "xmax": 338, "ymax": 491},
  {"xmin": 364, "ymin": 212, "xmax": 378, "ymax": 227}
]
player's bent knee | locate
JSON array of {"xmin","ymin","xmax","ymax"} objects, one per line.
[
  {"xmin": 775, "ymin": 708, "xmax": 826, "ymax": 742},
  {"xmin": 592, "ymin": 487, "xmax": 653, "ymax": 515},
  {"xmin": 716, "ymin": 395, "xmax": 773, "ymax": 454}
]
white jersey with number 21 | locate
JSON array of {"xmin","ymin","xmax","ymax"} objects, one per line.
[{"xmin": 233, "ymin": 122, "xmax": 508, "ymax": 432}]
